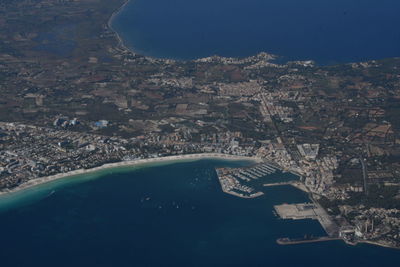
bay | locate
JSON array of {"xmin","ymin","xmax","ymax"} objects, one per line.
[
  {"xmin": 111, "ymin": 0, "xmax": 400, "ymax": 65},
  {"xmin": 0, "ymin": 159, "xmax": 399, "ymax": 266}
]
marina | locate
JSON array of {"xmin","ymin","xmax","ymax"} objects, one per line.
[{"xmin": 216, "ymin": 162, "xmax": 281, "ymax": 198}]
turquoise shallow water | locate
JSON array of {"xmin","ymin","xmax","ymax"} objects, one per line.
[
  {"xmin": 111, "ymin": 0, "xmax": 400, "ymax": 65},
  {"xmin": 0, "ymin": 159, "xmax": 399, "ymax": 266}
]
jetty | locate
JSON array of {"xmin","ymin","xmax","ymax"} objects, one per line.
[
  {"xmin": 277, "ymin": 237, "xmax": 341, "ymax": 245},
  {"xmin": 263, "ymin": 181, "xmax": 295, "ymax": 187}
]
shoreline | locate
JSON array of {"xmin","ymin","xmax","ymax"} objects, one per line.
[
  {"xmin": 359, "ymin": 240, "xmax": 400, "ymax": 251},
  {"xmin": 107, "ymin": 0, "xmax": 182, "ymax": 61},
  {"xmin": 105, "ymin": 0, "xmax": 400, "ymax": 66},
  {"xmin": 104, "ymin": 0, "xmax": 383, "ymax": 66},
  {"xmin": 0, "ymin": 153, "xmax": 261, "ymax": 198},
  {"xmin": 2, "ymin": 151, "xmax": 398, "ymax": 251},
  {"xmin": 107, "ymin": 0, "xmax": 133, "ymax": 53},
  {"xmin": 106, "ymin": 0, "xmax": 279, "ymax": 63}
]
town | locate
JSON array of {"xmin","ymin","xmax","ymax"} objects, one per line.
[{"xmin": 1, "ymin": 0, "xmax": 400, "ymax": 249}]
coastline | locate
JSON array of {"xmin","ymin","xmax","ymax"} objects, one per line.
[
  {"xmin": 107, "ymin": 0, "xmax": 133, "ymax": 53},
  {"xmin": 107, "ymin": 0, "xmax": 175, "ymax": 60},
  {"xmin": 0, "ymin": 153, "xmax": 261, "ymax": 198},
  {"xmin": 2, "ymin": 151, "xmax": 399, "ymax": 251},
  {"xmin": 359, "ymin": 240, "xmax": 400, "ymax": 251},
  {"xmin": 106, "ymin": 0, "xmax": 278, "ymax": 63},
  {"xmin": 105, "ymin": 0, "xmax": 400, "ymax": 66}
]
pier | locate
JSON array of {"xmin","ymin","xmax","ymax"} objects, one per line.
[{"xmin": 263, "ymin": 181, "xmax": 295, "ymax": 187}]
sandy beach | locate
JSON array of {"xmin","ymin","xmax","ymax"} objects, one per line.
[
  {"xmin": 0, "ymin": 153, "xmax": 262, "ymax": 197},
  {"xmin": 107, "ymin": 0, "xmax": 151, "ymax": 57},
  {"xmin": 107, "ymin": 0, "xmax": 133, "ymax": 51}
]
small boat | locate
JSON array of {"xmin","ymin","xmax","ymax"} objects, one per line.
[{"xmin": 45, "ymin": 190, "xmax": 55, "ymax": 198}]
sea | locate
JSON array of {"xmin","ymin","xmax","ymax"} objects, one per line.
[
  {"xmin": 1, "ymin": 1, "xmax": 400, "ymax": 266},
  {"xmin": 0, "ymin": 159, "xmax": 399, "ymax": 267},
  {"xmin": 111, "ymin": 0, "xmax": 400, "ymax": 65}
]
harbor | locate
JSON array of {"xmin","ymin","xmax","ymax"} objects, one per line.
[
  {"xmin": 274, "ymin": 202, "xmax": 340, "ymax": 245},
  {"xmin": 215, "ymin": 162, "xmax": 342, "ymax": 246}
]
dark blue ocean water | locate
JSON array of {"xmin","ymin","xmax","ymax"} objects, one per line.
[
  {"xmin": 111, "ymin": 0, "xmax": 400, "ymax": 65},
  {"xmin": 0, "ymin": 160, "xmax": 399, "ymax": 267}
]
